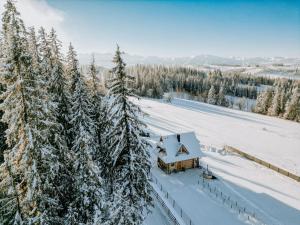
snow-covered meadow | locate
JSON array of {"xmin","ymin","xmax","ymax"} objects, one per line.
[
  {"xmin": 135, "ymin": 98, "xmax": 300, "ymax": 175},
  {"xmin": 137, "ymin": 98, "xmax": 300, "ymax": 225}
]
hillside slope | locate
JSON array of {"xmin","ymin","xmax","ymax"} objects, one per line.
[
  {"xmin": 135, "ymin": 98, "xmax": 300, "ymax": 175},
  {"xmin": 136, "ymin": 97, "xmax": 300, "ymax": 225}
]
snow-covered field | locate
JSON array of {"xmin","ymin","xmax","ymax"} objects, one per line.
[
  {"xmin": 136, "ymin": 98, "xmax": 300, "ymax": 225},
  {"xmin": 135, "ymin": 98, "xmax": 300, "ymax": 175}
]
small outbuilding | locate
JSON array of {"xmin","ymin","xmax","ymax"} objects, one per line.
[{"xmin": 156, "ymin": 132, "xmax": 203, "ymax": 173}]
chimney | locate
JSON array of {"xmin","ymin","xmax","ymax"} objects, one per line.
[{"xmin": 177, "ymin": 134, "xmax": 180, "ymax": 142}]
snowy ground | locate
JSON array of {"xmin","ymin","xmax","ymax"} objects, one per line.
[
  {"xmin": 143, "ymin": 201, "xmax": 170, "ymax": 225},
  {"xmin": 151, "ymin": 166, "xmax": 249, "ymax": 225},
  {"xmin": 202, "ymin": 149, "xmax": 300, "ymax": 225},
  {"xmin": 135, "ymin": 98, "xmax": 300, "ymax": 175},
  {"xmin": 136, "ymin": 97, "xmax": 300, "ymax": 225}
]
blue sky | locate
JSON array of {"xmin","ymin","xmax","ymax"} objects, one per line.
[{"xmin": 46, "ymin": 0, "xmax": 300, "ymax": 57}]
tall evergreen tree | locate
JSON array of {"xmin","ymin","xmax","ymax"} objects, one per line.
[
  {"xmin": 0, "ymin": 1, "xmax": 69, "ymax": 223},
  {"xmin": 268, "ymin": 87, "xmax": 283, "ymax": 116},
  {"xmin": 64, "ymin": 43, "xmax": 80, "ymax": 150},
  {"xmin": 0, "ymin": 1, "xmax": 31, "ymax": 222},
  {"xmin": 207, "ymin": 85, "xmax": 217, "ymax": 105},
  {"xmin": 254, "ymin": 88, "xmax": 273, "ymax": 114},
  {"xmin": 65, "ymin": 43, "xmax": 79, "ymax": 94},
  {"xmin": 106, "ymin": 45, "xmax": 152, "ymax": 225},
  {"xmin": 48, "ymin": 28, "xmax": 71, "ymax": 140},
  {"xmin": 284, "ymin": 87, "xmax": 300, "ymax": 122},
  {"xmin": 217, "ymin": 84, "xmax": 228, "ymax": 106},
  {"xmin": 67, "ymin": 66, "xmax": 103, "ymax": 224},
  {"xmin": 37, "ymin": 27, "xmax": 53, "ymax": 81},
  {"xmin": 47, "ymin": 29, "xmax": 74, "ymax": 218},
  {"xmin": 90, "ymin": 55, "xmax": 103, "ymax": 149}
]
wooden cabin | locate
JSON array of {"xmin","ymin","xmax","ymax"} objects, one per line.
[{"xmin": 156, "ymin": 132, "xmax": 202, "ymax": 174}]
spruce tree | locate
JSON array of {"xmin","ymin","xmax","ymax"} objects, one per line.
[
  {"xmin": 48, "ymin": 28, "xmax": 71, "ymax": 141},
  {"xmin": 207, "ymin": 85, "xmax": 217, "ymax": 105},
  {"xmin": 268, "ymin": 87, "xmax": 282, "ymax": 116},
  {"xmin": 65, "ymin": 43, "xmax": 79, "ymax": 94},
  {"xmin": 67, "ymin": 66, "xmax": 103, "ymax": 224},
  {"xmin": 0, "ymin": 1, "xmax": 69, "ymax": 223},
  {"xmin": 90, "ymin": 55, "xmax": 103, "ymax": 150},
  {"xmin": 47, "ymin": 29, "xmax": 74, "ymax": 218},
  {"xmin": 284, "ymin": 87, "xmax": 300, "ymax": 122},
  {"xmin": 106, "ymin": 45, "xmax": 152, "ymax": 225},
  {"xmin": 217, "ymin": 84, "xmax": 228, "ymax": 106},
  {"xmin": 254, "ymin": 88, "xmax": 273, "ymax": 114},
  {"xmin": 0, "ymin": 1, "xmax": 31, "ymax": 222}
]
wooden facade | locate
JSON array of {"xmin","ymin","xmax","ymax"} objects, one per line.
[{"xmin": 158, "ymin": 157, "xmax": 199, "ymax": 174}]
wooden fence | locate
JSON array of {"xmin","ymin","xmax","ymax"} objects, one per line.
[
  {"xmin": 152, "ymin": 188, "xmax": 181, "ymax": 225},
  {"xmin": 225, "ymin": 145, "xmax": 300, "ymax": 182},
  {"xmin": 151, "ymin": 173, "xmax": 196, "ymax": 225}
]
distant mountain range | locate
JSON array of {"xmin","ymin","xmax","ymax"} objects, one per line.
[{"xmin": 78, "ymin": 53, "xmax": 300, "ymax": 68}]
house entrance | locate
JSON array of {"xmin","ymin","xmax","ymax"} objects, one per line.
[{"xmin": 177, "ymin": 161, "xmax": 182, "ymax": 170}]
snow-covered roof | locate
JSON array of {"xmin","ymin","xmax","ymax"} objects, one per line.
[{"xmin": 157, "ymin": 132, "xmax": 203, "ymax": 163}]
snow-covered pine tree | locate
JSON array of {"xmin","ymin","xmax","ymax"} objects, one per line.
[
  {"xmin": 254, "ymin": 88, "xmax": 273, "ymax": 114},
  {"xmin": 90, "ymin": 55, "xmax": 103, "ymax": 150},
  {"xmin": 217, "ymin": 84, "xmax": 228, "ymax": 106},
  {"xmin": 47, "ymin": 29, "xmax": 75, "ymax": 218},
  {"xmin": 268, "ymin": 86, "xmax": 283, "ymax": 116},
  {"xmin": 0, "ymin": 1, "xmax": 31, "ymax": 223},
  {"xmin": 284, "ymin": 87, "xmax": 300, "ymax": 122},
  {"xmin": 255, "ymin": 90, "xmax": 266, "ymax": 114},
  {"xmin": 27, "ymin": 27, "xmax": 40, "ymax": 70},
  {"xmin": 207, "ymin": 85, "xmax": 217, "ymax": 105},
  {"xmin": 16, "ymin": 21, "xmax": 71, "ymax": 224},
  {"xmin": 105, "ymin": 45, "xmax": 152, "ymax": 225},
  {"xmin": 64, "ymin": 43, "xmax": 80, "ymax": 150},
  {"xmin": 0, "ymin": 1, "xmax": 69, "ymax": 223},
  {"xmin": 48, "ymin": 28, "xmax": 71, "ymax": 137},
  {"xmin": 65, "ymin": 43, "xmax": 79, "ymax": 94},
  {"xmin": 67, "ymin": 66, "xmax": 103, "ymax": 224},
  {"xmin": 37, "ymin": 27, "xmax": 53, "ymax": 81}
]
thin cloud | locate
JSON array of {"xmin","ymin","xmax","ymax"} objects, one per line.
[{"xmin": 0, "ymin": 0, "xmax": 69, "ymax": 50}]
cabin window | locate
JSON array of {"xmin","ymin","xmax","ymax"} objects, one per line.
[{"xmin": 176, "ymin": 145, "xmax": 189, "ymax": 156}]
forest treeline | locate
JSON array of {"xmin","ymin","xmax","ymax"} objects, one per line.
[
  {"xmin": 123, "ymin": 64, "xmax": 299, "ymax": 121},
  {"xmin": 0, "ymin": 1, "xmax": 151, "ymax": 224}
]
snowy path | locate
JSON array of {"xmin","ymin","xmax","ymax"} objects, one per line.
[{"xmin": 135, "ymin": 98, "xmax": 300, "ymax": 225}]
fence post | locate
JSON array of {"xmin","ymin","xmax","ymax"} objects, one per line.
[{"xmin": 181, "ymin": 209, "xmax": 182, "ymax": 218}]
